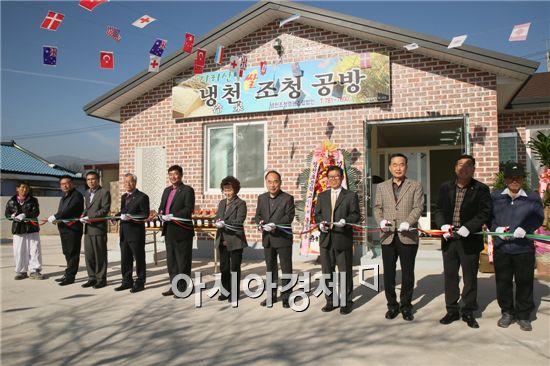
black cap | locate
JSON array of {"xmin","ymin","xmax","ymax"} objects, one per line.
[{"xmin": 503, "ymin": 162, "xmax": 526, "ymax": 178}]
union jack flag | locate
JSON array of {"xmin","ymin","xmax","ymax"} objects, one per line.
[{"xmin": 106, "ymin": 26, "xmax": 121, "ymax": 42}]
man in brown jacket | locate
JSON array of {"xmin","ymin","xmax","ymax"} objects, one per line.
[{"xmin": 374, "ymin": 153, "xmax": 424, "ymax": 321}]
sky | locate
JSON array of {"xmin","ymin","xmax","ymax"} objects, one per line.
[{"xmin": 1, "ymin": 1, "xmax": 549, "ymax": 163}]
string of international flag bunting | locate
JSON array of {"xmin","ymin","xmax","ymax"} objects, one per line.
[
  {"xmin": 4, "ymin": 214, "xmax": 550, "ymax": 243},
  {"xmin": 41, "ymin": 1, "xmax": 534, "ymax": 74}
]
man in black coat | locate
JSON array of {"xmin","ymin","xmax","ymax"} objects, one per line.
[
  {"xmin": 434, "ymin": 154, "xmax": 492, "ymax": 328},
  {"xmin": 315, "ymin": 165, "xmax": 360, "ymax": 315},
  {"xmin": 254, "ymin": 171, "xmax": 295, "ymax": 308},
  {"xmin": 157, "ymin": 165, "xmax": 195, "ymax": 298},
  {"xmin": 115, "ymin": 173, "xmax": 150, "ymax": 293},
  {"xmin": 48, "ymin": 175, "xmax": 84, "ymax": 286}
]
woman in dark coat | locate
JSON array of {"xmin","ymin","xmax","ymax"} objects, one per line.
[
  {"xmin": 5, "ymin": 181, "xmax": 43, "ymax": 280},
  {"xmin": 214, "ymin": 176, "xmax": 248, "ymax": 301}
]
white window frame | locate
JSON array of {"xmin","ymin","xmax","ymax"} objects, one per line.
[
  {"xmin": 204, "ymin": 120, "xmax": 267, "ymax": 195},
  {"xmin": 526, "ymin": 126, "xmax": 550, "ymax": 189}
]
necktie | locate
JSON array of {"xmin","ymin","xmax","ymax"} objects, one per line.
[{"xmin": 330, "ymin": 190, "xmax": 337, "ymax": 229}]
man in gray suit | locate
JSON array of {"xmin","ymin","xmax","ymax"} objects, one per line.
[
  {"xmin": 255, "ymin": 171, "xmax": 295, "ymax": 308},
  {"xmin": 374, "ymin": 153, "xmax": 424, "ymax": 321},
  {"xmin": 315, "ymin": 166, "xmax": 360, "ymax": 315},
  {"xmin": 80, "ymin": 171, "xmax": 111, "ymax": 289}
]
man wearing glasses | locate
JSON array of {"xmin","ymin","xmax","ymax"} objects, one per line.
[{"xmin": 315, "ymin": 166, "xmax": 360, "ymax": 315}]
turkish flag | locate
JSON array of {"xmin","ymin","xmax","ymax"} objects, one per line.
[
  {"xmin": 183, "ymin": 33, "xmax": 195, "ymax": 53},
  {"xmin": 260, "ymin": 61, "xmax": 267, "ymax": 75},
  {"xmin": 195, "ymin": 49, "xmax": 206, "ymax": 66},
  {"xmin": 79, "ymin": 0, "xmax": 108, "ymax": 11},
  {"xmin": 40, "ymin": 11, "xmax": 65, "ymax": 31},
  {"xmin": 100, "ymin": 51, "xmax": 114, "ymax": 69}
]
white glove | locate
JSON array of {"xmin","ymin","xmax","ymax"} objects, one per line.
[
  {"xmin": 120, "ymin": 214, "xmax": 130, "ymax": 221},
  {"xmin": 441, "ymin": 224, "xmax": 452, "ymax": 232},
  {"xmin": 495, "ymin": 226, "xmax": 509, "ymax": 233},
  {"xmin": 380, "ymin": 219, "xmax": 392, "ymax": 232},
  {"xmin": 333, "ymin": 219, "xmax": 346, "ymax": 228},
  {"xmin": 319, "ymin": 221, "xmax": 329, "ymax": 233},
  {"xmin": 258, "ymin": 220, "xmax": 265, "ymax": 232},
  {"xmin": 441, "ymin": 225, "xmax": 452, "ymax": 240},
  {"xmin": 161, "ymin": 214, "xmax": 173, "ymax": 222},
  {"xmin": 263, "ymin": 223, "xmax": 276, "ymax": 232},
  {"xmin": 513, "ymin": 227, "xmax": 526, "ymax": 239},
  {"xmin": 80, "ymin": 216, "xmax": 90, "ymax": 224},
  {"xmin": 10, "ymin": 213, "xmax": 16, "ymax": 219},
  {"xmin": 14, "ymin": 213, "xmax": 26, "ymax": 222},
  {"xmin": 442, "ymin": 232, "xmax": 452, "ymax": 241},
  {"xmin": 457, "ymin": 226, "xmax": 470, "ymax": 238},
  {"xmin": 215, "ymin": 220, "xmax": 225, "ymax": 228},
  {"xmin": 398, "ymin": 222, "xmax": 410, "ymax": 232},
  {"xmin": 48, "ymin": 215, "xmax": 57, "ymax": 223}
]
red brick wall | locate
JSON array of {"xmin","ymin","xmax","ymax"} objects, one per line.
[
  {"xmin": 498, "ymin": 110, "xmax": 550, "ymax": 166},
  {"xmin": 119, "ymin": 21, "xmax": 499, "ymax": 242}
]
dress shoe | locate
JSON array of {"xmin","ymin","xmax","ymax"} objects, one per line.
[
  {"xmin": 497, "ymin": 313, "xmax": 514, "ymax": 328},
  {"xmin": 162, "ymin": 289, "xmax": 174, "ymax": 297},
  {"xmin": 401, "ymin": 309, "xmax": 414, "ymax": 321},
  {"xmin": 462, "ymin": 314, "xmax": 479, "ymax": 329},
  {"xmin": 518, "ymin": 320, "xmax": 532, "ymax": 331},
  {"xmin": 114, "ymin": 283, "xmax": 133, "ymax": 292},
  {"xmin": 340, "ymin": 304, "xmax": 353, "ymax": 315},
  {"xmin": 81, "ymin": 280, "xmax": 97, "ymax": 288},
  {"xmin": 130, "ymin": 284, "xmax": 145, "ymax": 293},
  {"xmin": 59, "ymin": 278, "xmax": 75, "ymax": 286},
  {"xmin": 55, "ymin": 276, "xmax": 66, "ymax": 283},
  {"xmin": 321, "ymin": 303, "xmax": 336, "ymax": 312},
  {"xmin": 439, "ymin": 313, "xmax": 460, "ymax": 325},
  {"xmin": 218, "ymin": 294, "xmax": 230, "ymax": 301},
  {"xmin": 282, "ymin": 299, "xmax": 290, "ymax": 308},
  {"xmin": 260, "ymin": 297, "xmax": 278, "ymax": 307},
  {"xmin": 14, "ymin": 273, "xmax": 28, "ymax": 280},
  {"xmin": 385, "ymin": 308, "xmax": 400, "ymax": 319},
  {"xmin": 93, "ymin": 281, "xmax": 107, "ymax": 289}
]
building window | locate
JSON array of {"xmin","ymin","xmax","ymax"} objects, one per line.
[
  {"xmin": 498, "ymin": 132, "xmax": 517, "ymax": 164},
  {"xmin": 206, "ymin": 121, "xmax": 266, "ymax": 191}
]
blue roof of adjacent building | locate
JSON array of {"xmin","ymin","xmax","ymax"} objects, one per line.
[{"xmin": 0, "ymin": 141, "xmax": 79, "ymax": 178}]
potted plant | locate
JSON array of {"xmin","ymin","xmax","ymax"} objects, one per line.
[{"xmin": 527, "ymin": 131, "xmax": 550, "ymax": 280}]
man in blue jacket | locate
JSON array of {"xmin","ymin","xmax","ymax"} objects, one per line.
[{"xmin": 491, "ymin": 162, "xmax": 544, "ymax": 331}]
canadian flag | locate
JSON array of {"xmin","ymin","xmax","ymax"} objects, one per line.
[
  {"xmin": 40, "ymin": 11, "xmax": 65, "ymax": 31},
  {"xmin": 100, "ymin": 51, "xmax": 114, "ymax": 69},
  {"xmin": 509, "ymin": 22, "xmax": 531, "ymax": 41}
]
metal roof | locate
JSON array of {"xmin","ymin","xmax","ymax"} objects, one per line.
[
  {"xmin": 84, "ymin": 0, "xmax": 540, "ymax": 122},
  {"xmin": 0, "ymin": 141, "xmax": 79, "ymax": 178}
]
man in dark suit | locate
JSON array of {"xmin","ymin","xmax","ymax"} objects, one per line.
[
  {"xmin": 81, "ymin": 171, "xmax": 111, "ymax": 289},
  {"xmin": 254, "ymin": 171, "xmax": 295, "ymax": 308},
  {"xmin": 115, "ymin": 173, "xmax": 150, "ymax": 293},
  {"xmin": 434, "ymin": 154, "xmax": 492, "ymax": 328},
  {"xmin": 48, "ymin": 175, "xmax": 84, "ymax": 286},
  {"xmin": 157, "ymin": 165, "xmax": 195, "ymax": 298},
  {"xmin": 315, "ymin": 165, "xmax": 360, "ymax": 315}
]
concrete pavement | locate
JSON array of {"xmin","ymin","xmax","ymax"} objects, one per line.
[{"xmin": 1, "ymin": 234, "xmax": 549, "ymax": 366}]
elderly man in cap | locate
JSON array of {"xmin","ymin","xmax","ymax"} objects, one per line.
[{"xmin": 490, "ymin": 162, "xmax": 544, "ymax": 331}]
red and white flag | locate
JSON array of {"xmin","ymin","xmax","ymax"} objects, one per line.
[
  {"xmin": 214, "ymin": 45, "xmax": 224, "ymax": 64},
  {"xmin": 195, "ymin": 49, "xmax": 206, "ymax": 67},
  {"xmin": 360, "ymin": 52, "xmax": 371, "ymax": 69},
  {"xmin": 79, "ymin": 0, "xmax": 109, "ymax": 12},
  {"xmin": 100, "ymin": 51, "xmax": 114, "ymax": 69},
  {"xmin": 194, "ymin": 62, "xmax": 204, "ymax": 75},
  {"xmin": 260, "ymin": 61, "xmax": 267, "ymax": 75},
  {"xmin": 132, "ymin": 15, "xmax": 156, "ymax": 28},
  {"xmin": 403, "ymin": 43, "xmax": 419, "ymax": 51},
  {"xmin": 149, "ymin": 55, "xmax": 161, "ymax": 73},
  {"xmin": 183, "ymin": 33, "xmax": 195, "ymax": 53},
  {"xmin": 509, "ymin": 22, "xmax": 531, "ymax": 41},
  {"xmin": 229, "ymin": 56, "xmax": 241, "ymax": 74},
  {"xmin": 448, "ymin": 34, "xmax": 467, "ymax": 49},
  {"xmin": 239, "ymin": 55, "xmax": 248, "ymax": 77},
  {"xmin": 40, "ymin": 11, "xmax": 65, "ymax": 31}
]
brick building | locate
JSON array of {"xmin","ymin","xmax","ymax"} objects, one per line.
[{"xmin": 84, "ymin": 1, "xmax": 549, "ymax": 256}]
